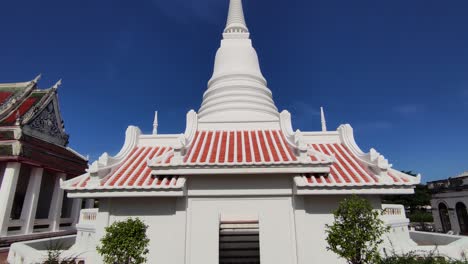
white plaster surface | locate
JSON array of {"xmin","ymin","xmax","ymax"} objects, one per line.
[{"xmin": 431, "ymin": 190, "xmax": 468, "ymax": 235}]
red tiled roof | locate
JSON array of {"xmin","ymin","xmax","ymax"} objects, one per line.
[
  {"xmin": 180, "ymin": 130, "xmax": 323, "ymax": 165},
  {"xmin": 2, "ymin": 97, "xmax": 38, "ymax": 125},
  {"xmin": 0, "ymin": 86, "xmax": 50, "ymax": 125},
  {"xmin": 0, "ymin": 92, "xmax": 13, "ymax": 105},
  {"xmin": 185, "ymin": 130, "xmax": 296, "ymax": 164},
  {"xmin": 68, "ymin": 133, "xmax": 413, "ymax": 190},
  {"xmin": 72, "ymin": 146, "xmax": 181, "ymax": 189},
  {"xmin": 300, "ymin": 143, "xmax": 411, "ymax": 186}
]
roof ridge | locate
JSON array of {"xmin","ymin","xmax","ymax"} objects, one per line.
[
  {"xmin": 20, "ymin": 85, "xmax": 58, "ymax": 124},
  {"xmin": 0, "ymin": 79, "xmax": 37, "ymax": 123}
]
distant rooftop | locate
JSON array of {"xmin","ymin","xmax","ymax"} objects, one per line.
[
  {"xmin": 427, "ymin": 171, "xmax": 468, "ymax": 192},
  {"xmin": 454, "ymin": 171, "xmax": 468, "ymax": 178}
]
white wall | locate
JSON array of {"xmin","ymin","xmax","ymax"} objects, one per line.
[
  {"xmin": 85, "ymin": 175, "xmax": 388, "ymax": 264},
  {"xmin": 187, "ymin": 174, "xmax": 292, "ymax": 196},
  {"xmin": 186, "ymin": 174, "xmax": 296, "ymax": 263},
  {"xmin": 187, "ymin": 197, "xmax": 297, "ymax": 264},
  {"xmin": 92, "ymin": 197, "xmax": 186, "ymax": 264},
  {"xmin": 294, "ymin": 195, "xmax": 382, "ymax": 264},
  {"xmin": 431, "ymin": 191, "xmax": 468, "ymax": 234}
]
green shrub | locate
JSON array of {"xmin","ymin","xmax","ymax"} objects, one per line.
[
  {"xmin": 96, "ymin": 217, "xmax": 150, "ymax": 264},
  {"xmin": 381, "ymin": 250, "xmax": 468, "ymax": 264},
  {"xmin": 325, "ymin": 195, "xmax": 389, "ymax": 264},
  {"xmin": 43, "ymin": 240, "xmax": 78, "ymax": 264},
  {"xmin": 408, "ymin": 210, "xmax": 433, "ymax": 223}
]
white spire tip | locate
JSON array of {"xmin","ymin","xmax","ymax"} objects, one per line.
[
  {"xmin": 224, "ymin": 0, "xmax": 249, "ymax": 35},
  {"xmin": 320, "ymin": 107, "xmax": 327, "ymax": 132},
  {"xmin": 153, "ymin": 111, "xmax": 158, "ymax": 135},
  {"xmin": 53, "ymin": 79, "xmax": 62, "ymax": 89},
  {"xmin": 32, "ymin": 74, "xmax": 42, "ymax": 83}
]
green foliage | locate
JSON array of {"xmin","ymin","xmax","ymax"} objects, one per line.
[
  {"xmin": 408, "ymin": 210, "xmax": 433, "ymax": 223},
  {"xmin": 381, "ymin": 250, "xmax": 468, "ymax": 264},
  {"xmin": 325, "ymin": 195, "xmax": 389, "ymax": 264},
  {"xmin": 382, "ymin": 171, "xmax": 432, "ymax": 218},
  {"xmin": 43, "ymin": 240, "xmax": 78, "ymax": 264},
  {"xmin": 383, "ymin": 184, "xmax": 431, "ymax": 211},
  {"xmin": 96, "ymin": 218, "xmax": 150, "ymax": 264}
]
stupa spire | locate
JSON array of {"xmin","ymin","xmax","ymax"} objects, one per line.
[
  {"xmin": 224, "ymin": 0, "xmax": 249, "ymax": 35},
  {"xmin": 198, "ymin": 0, "xmax": 279, "ymax": 127},
  {"xmin": 320, "ymin": 107, "xmax": 327, "ymax": 132},
  {"xmin": 153, "ymin": 111, "xmax": 158, "ymax": 135}
]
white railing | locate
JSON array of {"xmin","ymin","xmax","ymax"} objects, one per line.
[
  {"xmin": 382, "ymin": 204, "xmax": 404, "ymax": 217},
  {"xmin": 79, "ymin": 208, "xmax": 98, "ymax": 226},
  {"xmin": 381, "ymin": 204, "xmax": 409, "ymax": 228}
]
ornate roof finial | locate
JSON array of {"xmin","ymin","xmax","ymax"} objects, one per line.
[
  {"xmin": 224, "ymin": 0, "xmax": 249, "ymax": 36},
  {"xmin": 32, "ymin": 74, "xmax": 42, "ymax": 84},
  {"xmin": 52, "ymin": 79, "xmax": 62, "ymax": 90},
  {"xmin": 153, "ymin": 111, "xmax": 158, "ymax": 135},
  {"xmin": 320, "ymin": 107, "xmax": 327, "ymax": 132}
]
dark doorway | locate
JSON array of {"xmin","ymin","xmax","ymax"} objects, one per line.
[
  {"xmin": 456, "ymin": 202, "xmax": 468, "ymax": 235},
  {"xmin": 439, "ymin": 203, "xmax": 452, "ymax": 233}
]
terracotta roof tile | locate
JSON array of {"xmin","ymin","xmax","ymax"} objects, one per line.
[
  {"xmin": 71, "ymin": 146, "xmax": 178, "ymax": 189},
  {"xmin": 68, "ymin": 132, "xmax": 414, "ymax": 190},
  {"xmin": 0, "ymin": 92, "xmax": 13, "ymax": 105},
  {"xmin": 301, "ymin": 143, "xmax": 412, "ymax": 186},
  {"xmin": 180, "ymin": 130, "xmax": 306, "ymax": 166}
]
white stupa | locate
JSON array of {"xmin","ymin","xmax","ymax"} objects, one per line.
[{"xmin": 19, "ymin": 1, "xmax": 468, "ymax": 264}]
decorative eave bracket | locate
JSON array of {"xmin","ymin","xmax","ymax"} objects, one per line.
[
  {"xmin": 338, "ymin": 124, "xmax": 399, "ymax": 184},
  {"xmin": 86, "ymin": 126, "xmax": 141, "ymax": 187},
  {"xmin": 279, "ymin": 110, "xmax": 335, "ymax": 165}
]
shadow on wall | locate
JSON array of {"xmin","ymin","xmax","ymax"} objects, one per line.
[
  {"xmin": 107, "ymin": 197, "xmax": 180, "ymax": 217},
  {"xmin": 302, "ymin": 195, "xmax": 381, "ymax": 214},
  {"xmin": 189, "ymin": 174, "xmax": 293, "ymax": 192}
]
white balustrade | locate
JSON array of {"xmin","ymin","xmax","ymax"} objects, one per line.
[
  {"xmin": 382, "ymin": 204, "xmax": 404, "ymax": 217},
  {"xmin": 381, "ymin": 204, "xmax": 409, "ymax": 229},
  {"xmin": 79, "ymin": 208, "xmax": 98, "ymax": 226}
]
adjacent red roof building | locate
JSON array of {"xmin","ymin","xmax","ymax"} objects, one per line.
[{"xmin": 0, "ymin": 76, "xmax": 87, "ymax": 242}]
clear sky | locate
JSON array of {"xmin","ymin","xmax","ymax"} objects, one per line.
[{"xmin": 0, "ymin": 0, "xmax": 467, "ymax": 182}]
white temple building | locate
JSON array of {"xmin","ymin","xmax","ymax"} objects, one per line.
[
  {"xmin": 428, "ymin": 171, "xmax": 468, "ymax": 235},
  {"xmin": 8, "ymin": 0, "xmax": 468, "ymax": 263}
]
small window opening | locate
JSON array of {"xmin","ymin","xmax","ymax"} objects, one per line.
[
  {"xmin": 219, "ymin": 219, "xmax": 260, "ymax": 264},
  {"xmin": 306, "ymin": 173, "xmax": 328, "ymax": 178}
]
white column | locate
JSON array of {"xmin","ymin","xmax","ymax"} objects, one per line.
[
  {"xmin": 19, "ymin": 167, "xmax": 43, "ymax": 234},
  {"xmin": 292, "ymin": 195, "xmax": 307, "ymax": 264},
  {"xmin": 48, "ymin": 172, "xmax": 65, "ymax": 232},
  {"xmin": 93, "ymin": 198, "xmax": 111, "ymax": 263},
  {"xmin": 0, "ymin": 162, "xmax": 21, "ymax": 236},
  {"xmin": 71, "ymin": 198, "xmax": 82, "ymax": 226},
  {"xmin": 85, "ymin": 199, "xmax": 95, "ymax": 209}
]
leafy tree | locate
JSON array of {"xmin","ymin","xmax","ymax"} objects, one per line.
[
  {"xmin": 96, "ymin": 218, "xmax": 150, "ymax": 264},
  {"xmin": 382, "ymin": 171, "xmax": 431, "ymax": 214},
  {"xmin": 382, "ymin": 184, "xmax": 430, "ymax": 212},
  {"xmin": 325, "ymin": 195, "xmax": 389, "ymax": 264},
  {"xmin": 382, "ymin": 170, "xmax": 433, "ymax": 230}
]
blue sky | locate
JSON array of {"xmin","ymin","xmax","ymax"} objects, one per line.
[{"xmin": 0, "ymin": 0, "xmax": 467, "ymax": 182}]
